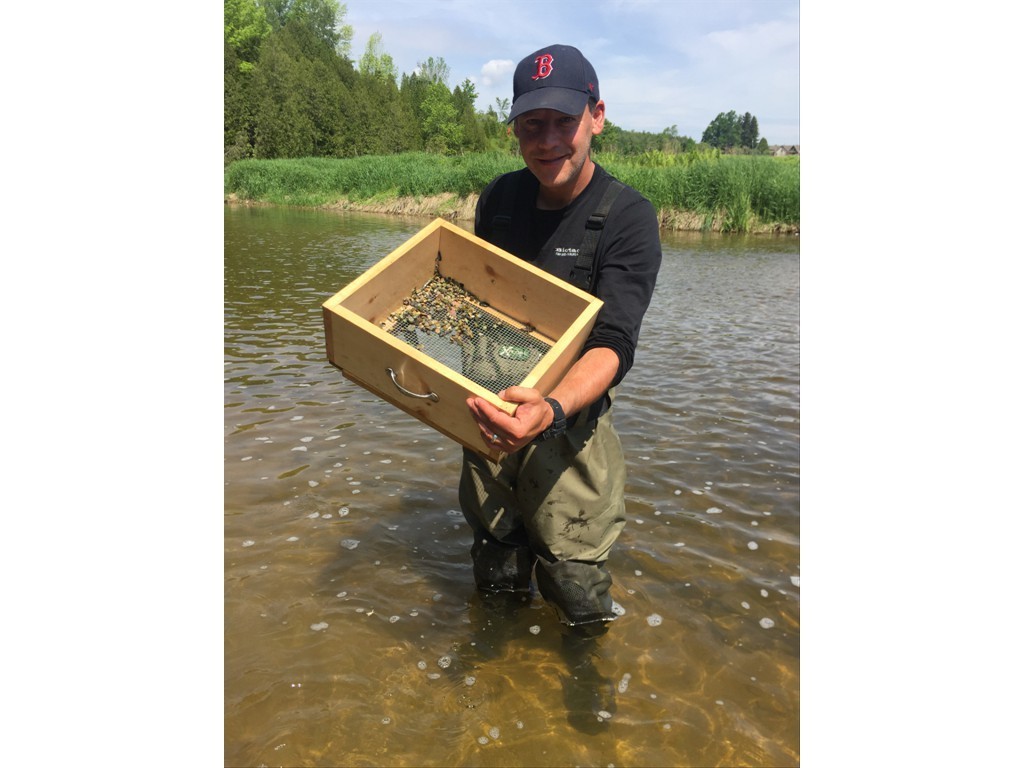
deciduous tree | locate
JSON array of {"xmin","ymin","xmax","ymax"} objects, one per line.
[{"xmin": 359, "ymin": 31, "xmax": 397, "ymax": 82}]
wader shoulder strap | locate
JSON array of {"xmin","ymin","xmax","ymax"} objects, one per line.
[
  {"xmin": 568, "ymin": 180, "xmax": 625, "ymax": 291},
  {"xmin": 490, "ymin": 173, "xmax": 520, "ymax": 241}
]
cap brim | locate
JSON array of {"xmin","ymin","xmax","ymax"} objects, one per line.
[{"xmin": 507, "ymin": 88, "xmax": 591, "ymax": 123}]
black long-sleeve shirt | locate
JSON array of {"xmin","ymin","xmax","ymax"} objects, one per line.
[{"xmin": 474, "ymin": 164, "xmax": 662, "ymax": 388}]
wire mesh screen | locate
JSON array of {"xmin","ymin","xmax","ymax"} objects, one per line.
[{"xmin": 385, "ymin": 271, "xmax": 552, "ymax": 394}]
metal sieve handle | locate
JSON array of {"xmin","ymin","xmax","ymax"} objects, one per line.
[{"xmin": 386, "ymin": 368, "xmax": 439, "ymax": 402}]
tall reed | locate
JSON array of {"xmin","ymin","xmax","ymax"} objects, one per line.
[{"xmin": 225, "ymin": 151, "xmax": 799, "ymax": 231}]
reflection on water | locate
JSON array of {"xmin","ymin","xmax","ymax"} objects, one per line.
[{"xmin": 224, "ymin": 205, "xmax": 800, "ymax": 767}]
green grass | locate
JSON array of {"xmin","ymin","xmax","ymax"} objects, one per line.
[{"xmin": 224, "ymin": 151, "xmax": 799, "ymax": 232}]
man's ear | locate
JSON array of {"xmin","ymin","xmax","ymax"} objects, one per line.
[{"xmin": 590, "ymin": 100, "xmax": 606, "ymax": 135}]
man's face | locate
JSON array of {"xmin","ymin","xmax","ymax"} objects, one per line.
[{"xmin": 513, "ymin": 101, "xmax": 605, "ymax": 205}]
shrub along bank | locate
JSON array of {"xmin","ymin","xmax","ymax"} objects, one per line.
[{"xmin": 224, "ymin": 151, "xmax": 799, "ymax": 234}]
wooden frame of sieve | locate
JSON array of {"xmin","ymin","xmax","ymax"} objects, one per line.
[{"xmin": 322, "ymin": 218, "xmax": 603, "ymax": 462}]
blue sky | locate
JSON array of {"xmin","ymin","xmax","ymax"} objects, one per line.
[{"xmin": 341, "ymin": 0, "xmax": 800, "ymax": 145}]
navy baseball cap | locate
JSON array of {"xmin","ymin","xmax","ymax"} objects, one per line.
[{"xmin": 507, "ymin": 44, "xmax": 599, "ymax": 123}]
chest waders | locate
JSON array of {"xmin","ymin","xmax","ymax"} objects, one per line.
[{"xmin": 460, "ymin": 172, "xmax": 628, "ymax": 632}]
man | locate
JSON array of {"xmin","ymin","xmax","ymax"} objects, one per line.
[{"xmin": 461, "ymin": 44, "xmax": 662, "ymax": 637}]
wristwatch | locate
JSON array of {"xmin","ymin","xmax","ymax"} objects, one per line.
[{"xmin": 537, "ymin": 397, "xmax": 567, "ymax": 442}]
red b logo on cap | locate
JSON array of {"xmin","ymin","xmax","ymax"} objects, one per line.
[{"xmin": 532, "ymin": 53, "xmax": 554, "ymax": 80}]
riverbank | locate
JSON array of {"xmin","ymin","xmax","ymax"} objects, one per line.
[
  {"xmin": 224, "ymin": 152, "xmax": 799, "ymax": 234},
  {"xmin": 224, "ymin": 192, "xmax": 799, "ymax": 235}
]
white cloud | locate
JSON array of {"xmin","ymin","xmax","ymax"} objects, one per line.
[{"xmin": 480, "ymin": 59, "xmax": 515, "ymax": 87}]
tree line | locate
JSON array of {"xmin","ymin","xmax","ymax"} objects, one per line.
[{"xmin": 224, "ymin": 0, "xmax": 770, "ymax": 164}]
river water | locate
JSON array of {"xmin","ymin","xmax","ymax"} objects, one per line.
[{"xmin": 224, "ymin": 204, "xmax": 800, "ymax": 767}]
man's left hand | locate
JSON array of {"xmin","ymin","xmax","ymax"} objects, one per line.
[{"xmin": 467, "ymin": 386, "xmax": 552, "ymax": 453}]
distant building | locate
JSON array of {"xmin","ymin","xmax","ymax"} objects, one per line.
[{"xmin": 769, "ymin": 145, "xmax": 800, "ymax": 156}]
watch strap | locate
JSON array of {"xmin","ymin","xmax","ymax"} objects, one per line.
[{"xmin": 537, "ymin": 397, "xmax": 567, "ymax": 442}]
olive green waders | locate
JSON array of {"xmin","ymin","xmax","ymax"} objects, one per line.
[{"xmin": 458, "ymin": 409, "xmax": 626, "ymax": 627}]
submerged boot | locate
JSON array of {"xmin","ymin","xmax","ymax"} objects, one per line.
[{"xmin": 559, "ymin": 625, "xmax": 617, "ymax": 733}]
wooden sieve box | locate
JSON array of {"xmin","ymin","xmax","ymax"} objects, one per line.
[{"xmin": 322, "ymin": 218, "xmax": 603, "ymax": 462}]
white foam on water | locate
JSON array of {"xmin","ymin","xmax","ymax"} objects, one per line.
[
  {"xmin": 673, "ymin": 542, "xmax": 686, "ymax": 547},
  {"xmin": 693, "ymin": 489, "xmax": 704, "ymax": 495},
  {"xmin": 338, "ymin": 507, "xmax": 349, "ymax": 516},
  {"xmin": 646, "ymin": 613, "xmax": 663, "ymax": 627},
  {"xmin": 611, "ymin": 601, "xmax": 626, "ymax": 616},
  {"xmin": 674, "ymin": 489, "xmax": 682, "ymax": 495},
  {"xmin": 242, "ymin": 540, "xmax": 255, "ymax": 547},
  {"xmin": 308, "ymin": 512, "xmax": 320, "ymax": 519},
  {"xmin": 286, "ymin": 536, "xmax": 298, "ymax": 542},
  {"xmin": 465, "ymin": 676, "xmax": 476, "ymax": 686},
  {"xmin": 634, "ymin": 570, "xmax": 642, "ymax": 576},
  {"xmin": 290, "ymin": 415, "xmax": 303, "ymax": 421},
  {"xmin": 759, "ymin": 617, "xmax": 775, "ymax": 629},
  {"xmin": 477, "ymin": 737, "xmax": 489, "ymax": 745},
  {"xmin": 741, "ymin": 601, "xmax": 750, "ymax": 609},
  {"xmin": 760, "ymin": 589, "xmax": 769, "ymax": 597},
  {"xmin": 310, "ymin": 622, "xmax": 328, "ymax": 631},
  {"xmin": 427, "ymin": 673, "xmax": 440, "ymax": 680},
  {"xmin": 437, "ymin": 655, "xmax": 452, "ymax": 669},
  {"xmin": 340, "ymin": 539, "xmax": 360, "ymax": 550},
  {"xmin": 380, "ymin": 459, "xmax": 392, "ymax": 464},
  {"xmin": 617, "ymin": 673, "xmax": 631, "ymax": 693},
  {"xmin": 791, "ymin": 575, "xmax": 800, "ymax": 587},
  {"xmin": 291, "ymin": 446, "xmax": 307, "ymax": 452},
  {"xmin": 308, "ymin": 481, "xmax": 319, "ymax": 488},
  {"xmin": 706, "ymin": 507, "xmax": 722, "ymax": 514},
  {"xmin": 417, "ymin": 660, "xmax": 427, "ymax": 670},
  {"xmin": 488, "ymin": 726, "xmax": 500, "ymax": 740},
  {"xmin": 597, "ymin": 710, "xmax": 612, "ymax": 721},
  {"xmin": 747, "ymin": 541, "xmax": 758, "ymax": 550},
  {"xmin": 336, "ymin": 591, "xmax": 347, "ymax": 598},
  {"xmin": 381, "ymin": 717, "xmax": 391, "ymax": 725},
  {"xmin": 241, "ymin": 456, "xmax": 253, "ymax": 462},
  {"xmin": 389, "ymin": 615, "xmax": 400, "ymax": 623},
  {"xmin": 529, "ymin": 625, "xmax": 541, "ymax": 635},
  {"xmin": 515, "ymin": 720, "xmax": 524, "ymax": 729},
  {"xmin": 300, "ymin": 436, "xmax": 313, "ymax": 443}
]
